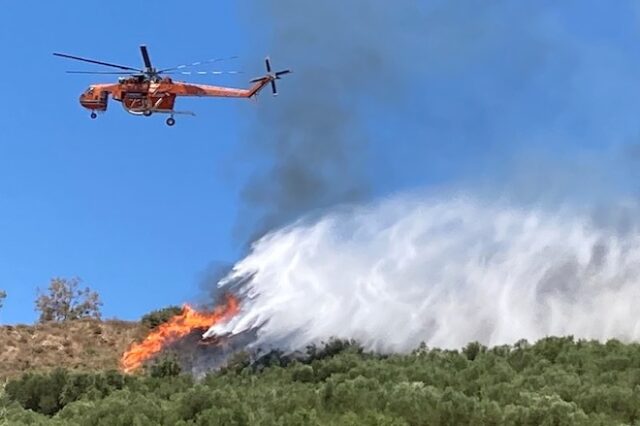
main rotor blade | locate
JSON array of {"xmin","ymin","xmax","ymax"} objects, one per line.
[
  {"xmin": 140, "ymin": 45, "xmax": 152, "ymax": 69},
  {"xmin": 53, "ymin": 52, "xmax": 142, "ymax": 72},
  {"xmin": 158, "ymin": 56, "xmax": 239, "ymax": 73},
  {"xmin": 66, "ymin": 71, "xmax": 139, "ymax": 75},
  {"xmin": 166, "ymin": 70, "xmax": 243, "ymax": 76}
]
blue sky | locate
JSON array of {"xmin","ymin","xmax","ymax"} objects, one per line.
[{"xmin": 2, "ymin": 1, "xmax": 640, "ymax": 324}]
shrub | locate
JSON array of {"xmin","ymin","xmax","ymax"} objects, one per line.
[
  {"xmin": 305, "ymin": 338, "xmax": 363, "ymax": 362},
  {"xmin": 140, "ymin": 306, "xmax": 182, "ymax": 329},
  {"xmin": 0, "ymin": 290, "xmax": 6, "ymax": 311},
  {"xmin": 5, "ymin": 369, "xmax": 69, "ymax": 416},
  {"xmin": 148, "ymin": 355, "xmax": 182, "ymax": 378}
]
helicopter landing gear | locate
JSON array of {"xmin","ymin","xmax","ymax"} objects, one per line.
[
  {"xmin": 166, "ymin": 117, "xmax": 175, "ymax": 127},
  {"xmin": 143, "ymin": 110, "xmax": 152, "ymax": 117},
  {"xmin": 90, "ymin": 111, "xmax": 97, "ymax": 119}
]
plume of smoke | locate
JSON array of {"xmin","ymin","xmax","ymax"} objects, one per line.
[
  {"xmin": 236, "ymin": 0, "xmax": 434, "ymax": 239},
  {"xmin": 170, "ymin": 329, "xmax": 258, "ymax": 378},
  {"xmin": 234, "ymin": 1, "xmax": 640, "ymax": 241},
  {"xmin": 207, "ymin": 193, "xmax": 640, "ymax": 352}
]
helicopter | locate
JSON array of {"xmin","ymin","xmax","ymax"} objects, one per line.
[{"xmin": 53, "ymin": 45, "xmax": 291, "ymax": 126}]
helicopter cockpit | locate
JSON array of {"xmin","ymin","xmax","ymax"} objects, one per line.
[{"xmin": 79, "ymin": 86, "xmax": 108, "ymax": 117}]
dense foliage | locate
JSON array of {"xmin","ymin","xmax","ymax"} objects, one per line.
[
  {"xmin": 3, "ymin": 336, "xmax": 640, "ymax": 425},
  {"xmin": 140, "ymin": 305, "xmax": 183, "ymax": 330}
]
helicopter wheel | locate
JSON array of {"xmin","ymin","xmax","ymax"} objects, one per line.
[
  {"xmin": 143, "ymin": 110, "xmax": 152, "ymax": 117},
  {"xmin": 90, "ymin": 111, "xmax": 97, "ymax": 119},
  {"xmin": 166, "ymin": 117, "xmax": 176, "ymax": 127}
]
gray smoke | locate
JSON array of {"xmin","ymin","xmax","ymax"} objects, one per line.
[
  {"xmin": 234, "ymin": 1, "xmax": 640, "ymax": 242},
  {"xmin": 236, "ymin": 1, "xmax": 433, "ymax": 239}
]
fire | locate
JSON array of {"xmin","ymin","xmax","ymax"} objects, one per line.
[{"xmin": 121, "ymin": 295, "xmax": 239, "ymax": 373}]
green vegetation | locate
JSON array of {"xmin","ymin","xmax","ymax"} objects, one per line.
[
  {"xmin": 140, "ymin": 305, "xmax": 183, "ymax": 330},
  {"xmin": 35, "ymin": 278, "xmax": 102, "ymax": 323},
  {"xmin": 3, "ymin": 336, "xmax": 640, "ymax": 425},
  {"xmin": 0, "ymin": 290, "xmax": 5, "ymax": 311}
]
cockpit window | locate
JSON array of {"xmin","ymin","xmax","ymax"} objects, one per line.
[{"xmin": 86, "ymin": 87, "xmax": 94, "ymax": 94}]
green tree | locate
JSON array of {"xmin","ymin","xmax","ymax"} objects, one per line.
[
  {"xmin": 74, "ymin": 390, "xmax": 164, "ymax": 426},
  {"xmin": 148, "ymin": 355, "xmax": 182, "ymax": 378},
  {"xmin": 0, "ymin": 290, "xmax": 5, "ymax": 311},
  {"xmin": 462, "ymin": 341, "xmax": 486, "ymax": 361},
  {"xmin": 35, "ymin": 277, "xmax": 102, "ymax": 323},
  {"xmin": 5, "ymin": 369, "xmax": 69, "ymax": 416}
]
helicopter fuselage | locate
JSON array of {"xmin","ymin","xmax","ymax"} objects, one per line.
[
  {"xmin": 78, "ymin": 76, "xmax": 270, "ymax": 117},
  {"xmin": 80, "ymin": 77, "xmax": 178, "ymax": 115}
]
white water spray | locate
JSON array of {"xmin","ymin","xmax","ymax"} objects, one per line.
[{"xmin": 206, "ymin": 194, "xmax": 640, "ymax": 352}]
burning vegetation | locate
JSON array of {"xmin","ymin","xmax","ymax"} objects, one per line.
[{"xmin": 120, "ymin": 294, "xmax": 239, "ymax": 373}]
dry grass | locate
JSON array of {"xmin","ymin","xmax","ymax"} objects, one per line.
[{"xmin": 0, "ymin": 320, "xmax": 144, "ymax": 379}]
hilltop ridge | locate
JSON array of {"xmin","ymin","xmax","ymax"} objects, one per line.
[{"xmin": 0, "ymin": 320, "xmax": 142, "ymax": 380}]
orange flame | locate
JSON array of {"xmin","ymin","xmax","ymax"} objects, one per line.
[{"xmin": 121, "ymin": 295, "xmax": 239, "ymax": 373}]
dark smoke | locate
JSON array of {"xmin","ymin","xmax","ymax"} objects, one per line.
[
  {"xmin": 170, "ymin": 329, "xmax": 258, "ymax": 378},
  {"xmin": 234, "ymin": 1, "xmax": 640, "ymax": 241},
  {"xmin": 236, "ymin": 1, "xmax": 431, "ymax": 239}
]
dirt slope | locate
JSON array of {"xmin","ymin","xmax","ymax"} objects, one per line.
[{"xmin": 0, "ymin": 320, "xmax": 143, "ymax": 379}]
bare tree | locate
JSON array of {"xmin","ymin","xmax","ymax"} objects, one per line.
[{"xmin": 35, "ymin": 277, "xmax": 102, "ymax": 323}]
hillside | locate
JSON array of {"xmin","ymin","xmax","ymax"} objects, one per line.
[
  {"xmin": 3, "ymin": 337, "xmax": 640, "ymax": 424},
  {"xmin": 0, "ymin": 320, "xmax": 143, "ymax": 380}
]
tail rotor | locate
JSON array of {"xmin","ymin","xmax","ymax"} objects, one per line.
[{"xmin": 252, "ymin": 57, "xmax": 291, "ymax": 96}]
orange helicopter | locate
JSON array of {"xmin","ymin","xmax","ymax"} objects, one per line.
[{"xmin": 54, "ymin": 45, "xmax": 291, "ymax": 126}]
